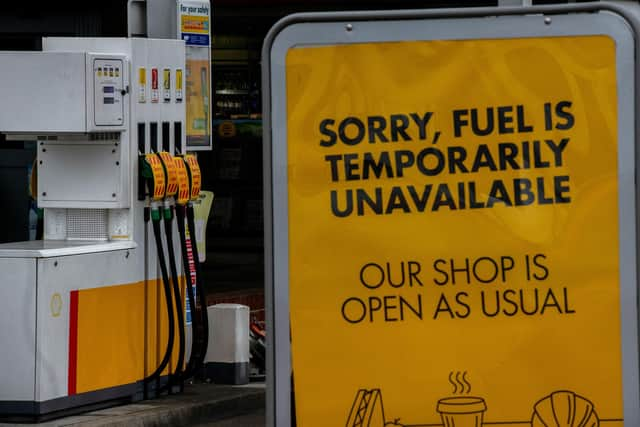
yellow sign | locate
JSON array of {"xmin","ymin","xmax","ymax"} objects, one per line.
[
  {"xmin": 174, "ymin": 156, "xmax": 190, "ymax": 205},
  {"xmin": 181, "ymin": 15, "xmax": 208, "ymax": 35},
  {"xmin": 286, "ymin": 36, "xmax": 622, "ymax": 426},
  {"xmin": 184, "ymin": 154, "xmax": 201, "ymax": 200},
  {"xmin": 185, "ymin": 58, "xmax": 210, "ymax": 145},
  {"xmin": 145, "ymin": 153, "xmax": 166, "ymax": 201},
  {"xmin": 158, "ymin": 152, "xmax": 178, "ymax": 197}
]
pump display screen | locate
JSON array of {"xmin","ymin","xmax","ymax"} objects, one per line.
[
  {"xmin": 103, "ymin": 86, "xmax": 115, "ymax": 94},
  {"xmin": 103, "ymin": 97, "xmax": 115, "ymax": 104}
]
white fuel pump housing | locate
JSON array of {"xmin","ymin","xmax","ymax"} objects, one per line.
[
  {"xmin": 0, "ymin": 51, "xmax": 131, "ymax": 241},
  {"xmin": 0, "ymin": 37, "xmax": 189, "ymax": 421},
  {"xmin": 0, "ymin": 52, "xmax": 127, "ymax": 134},
  {"xmin": 0, "ymin": 38, "xmax": 185, "ymax": 241}
]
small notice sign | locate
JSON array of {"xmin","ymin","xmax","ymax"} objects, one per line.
[{"xmin": 178, "ymin": 1, "xmax": 210, "ymax": 47}]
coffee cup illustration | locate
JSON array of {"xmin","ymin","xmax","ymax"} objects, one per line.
[{"xmin": 437, "ymin": 396, "xmax": 487, "ymax": 427}]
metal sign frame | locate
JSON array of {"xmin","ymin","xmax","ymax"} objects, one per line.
[{"xmin": 262, "ymin": 2, "xmax": 640, "ymax": 425}]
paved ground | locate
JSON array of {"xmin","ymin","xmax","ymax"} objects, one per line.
[
  {"xmin": 0, "ymin": 383, "xmax": 265, "ymax": 427},
  {"xmin": 193, "ymin": 408, "xmax": 265, "ymax": 426}
]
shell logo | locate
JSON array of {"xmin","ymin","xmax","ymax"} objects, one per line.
[
  {"xmin": 218, "ymin": 121, "xmax": 236, "ymax": 138},
  {"xmin": 50, "ymin": 293, "xmax": 63, "ymax": 318}
]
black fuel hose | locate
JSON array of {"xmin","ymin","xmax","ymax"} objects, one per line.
[
  {"xmin": 164, "ymin": 206, "xmax": 186, "ymax": 390},
  {"xmin": 186, "ymin": 203, "xmax": 209, "ymax": 370},
  {"xmin": 176, "ymin": 205, "xmax": 202, "ymax": 380},
  {"xmin": 144, "ymin": 212, "xmax": 176, "ymax": 395}
]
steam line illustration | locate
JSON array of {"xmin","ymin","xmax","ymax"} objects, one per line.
[{"xmin": 449, "ymin": 371, "xmax": 471, "ymax": 395}]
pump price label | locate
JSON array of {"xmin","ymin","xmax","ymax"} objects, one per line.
[
  {"xmin": 163, "ymin": 68, "xmax": 171, "ymax": 103},
  {"xmin": 151, "ymin": 68, "xmax": 159, "ymax": 103},
  {"xmin": 283, "ymin": 36, "xmax": 628, "ymax": 426},
  {"xmin": 176, "ymin": 68, "xmax": 184, "ymax": 102},
  {"xmin": 138, "ymin": 67, "xmax": 147, "ymax": 103}
]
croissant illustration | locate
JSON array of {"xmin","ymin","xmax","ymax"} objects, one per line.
[{"xmin": 532, "ymin": 391, "xmax": 599, "ymax": 427}]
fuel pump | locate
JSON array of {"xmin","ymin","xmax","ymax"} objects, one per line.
[
  {"xmin": 177, "ymin": 153, "xmax": 209, "ymax": 379},
  {"xmin": 157, "ymin": 150, "xmax": 186, "ymax": 391},
  {"xmin": 0, "ymin": 37, "xmax": 210, "ymax": 420},
  {"xmin": 174, "ymin": 153, "xmax": 195, "ymax": 389},
  {"xmin": 140, "ymin": 153, "xmax": 176, "ymax": 397}
]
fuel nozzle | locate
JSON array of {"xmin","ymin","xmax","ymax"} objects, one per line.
[
  {"xmin": 174, "ymin": 156, "xmax": 190, "ymax": 207},
  {"xmin": 183, "ymin": 154, "xmax": 202, "ymax": 203},
  {"xmin": 157, "ymin": 150, "xmax": 178, "ymax": 222},
  {"xmin": 158, "ymin": 152, "xmax": 178, "ymax": 204},
  {"xmin": 140, "ymin": 153, "xmax": 167, "ymax": 203},
  {"xmin": 156, "ymin": 150, "xmax": 187, "ymax": 392}
]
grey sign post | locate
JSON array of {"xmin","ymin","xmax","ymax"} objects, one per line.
[{"xmin": 263, "ymin": 2, "xmax": 640, "ymax": 426}]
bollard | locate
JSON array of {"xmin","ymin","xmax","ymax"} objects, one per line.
[{"xmin": 205, "ymin": 303, "xmax": 250, "ymax": 384}]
